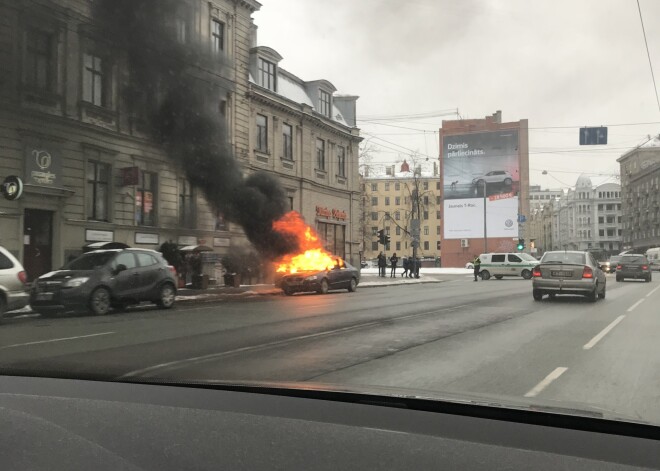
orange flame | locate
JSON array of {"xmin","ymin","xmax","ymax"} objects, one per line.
[{"xmin": 273, "ymin": 211, "xmax": 342, "ymax": 274}]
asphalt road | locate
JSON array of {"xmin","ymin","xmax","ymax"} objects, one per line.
[{"xmin": 1, "ymin": 272, "xmax": 659, "ymax": 425}]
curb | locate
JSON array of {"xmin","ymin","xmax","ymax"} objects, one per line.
[{"xmin": 359, "ymin": 279, "xmax": 444, "ymax": 288}]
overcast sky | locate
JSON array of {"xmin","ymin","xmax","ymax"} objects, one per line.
[{"xmin": 253, "ymin": 0, "xmax": 660, "ymax": 189}]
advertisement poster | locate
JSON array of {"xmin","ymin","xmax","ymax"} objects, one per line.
[{"xmin": 442, "ymin": 130, "xmax": 519, "ymax": 239}]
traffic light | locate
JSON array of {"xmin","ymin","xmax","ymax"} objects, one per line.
[
  {"xmin": 384, "ymin": 235, "xmax": 391, "ymax": 245},
  {"xmin": 517, "ymin": 238, "xmax": 525, "ymax": 251},
  {"xmin": 377, "ymin": 229, "xmax": 386, "ymax": 245}
]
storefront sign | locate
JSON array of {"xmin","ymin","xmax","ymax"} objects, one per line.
[
  {"xmin": 213, "ymin": 237, "xmax": 230, "ymax": 247},
  {"xmin": 178, "ymin": 235, "xmax": 198, "ymax": 246},
  {"xmin": 121, "ymin": 166, "xmax": 140, "ymax": 186},
  {"xmin": 1, "ymin": 176, "xmax": 24, "ymax": 201},
  {"xmin": 316, "ymin": 206, "xmax": 347, "ymax": 221},
  {"xmin": 25, "ymin": 148, "xmax": 62, "ymax": 187},
  {"xmin": 85, "ymin": 229, "xmax": 114, "ymax": 242},
  {"xmin": 135, "ymin": 232, "xmax": 159, "ymax": 244}
]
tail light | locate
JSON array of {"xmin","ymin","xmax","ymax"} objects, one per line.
[
  {"xmin": 582, "ymin": 266, "xmax": 594, "ymax": 279},
  {"xmin": 17, "ymin": 270, "xmax": 28, "ymax": 285},
  {"xmin": 616, "ymin": 265, "xmax": 622, "ymax": 270},
  {"xmin": 168, "ymin": 265, "xmax": 177, "ymax": 275},
  {"xmin": 642, "ymin": 265, "xmax": 649, "ymax": 270},
  {"xmin": 532, "ymin": 266, "xmax": 542, "ymax": 277}
]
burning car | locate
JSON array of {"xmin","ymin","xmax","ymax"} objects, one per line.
[
  {"xmin": 271, "ymin": 212, "xmax": 360, "ymax": 295},
  {"xmin": 279, "ymin": 260, "xmax": 360, "ymax": 295}
]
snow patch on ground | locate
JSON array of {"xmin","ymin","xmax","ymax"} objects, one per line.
[{"xmin": 360, "ymin": 267, "xmax": 472, "ymax": 275}]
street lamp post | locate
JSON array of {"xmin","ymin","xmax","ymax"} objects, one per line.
[{"xmin": 483, "ymin": 179, "xmax": 488, "ymax": 253}]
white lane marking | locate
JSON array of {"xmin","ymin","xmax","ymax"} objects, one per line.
[
  {"xmin": 583, "ymin": 315, "xmax": 626, "ymax": 350},
  {"xmin": 1, "ymin": 332, "xmax": 115, "ymax": 349},
  {"xmin": 627, "ymin": 299, "xmax": 645, "ymax": 312},
  {"xmin": 647, "ymin": 285, "xmax": 660, "ymax": 297},
  {"xmin": 524, "ymin": 367, "xmax": 568, "ymax": 398}
]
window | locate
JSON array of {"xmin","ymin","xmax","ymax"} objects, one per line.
[
  {"xmin": 396, "ymin": 241, "xmax": 401, "ymax": 251},
  {"xmin": 288, "ymin": 197, "xmax": 294, "ymax": 211},
  {"xmin": 424, "ymin": 226, "xmax": 429, "ymax": 235},
  {"xmin": 113, "ymin": 252, "xmax": 137, "ymax": 270},
  {"xmin": 136, "ymin": 171, "xmax": 157, "ymax": 226},
  {"xmin": 396, "ymin": 226, "xmax": 401, "ymax": 235},
  {"xmin": 256, "ymin": 114, "xmax": 268, "ymax": 152},
  {"xmin": 385, "ymin": 183, "xmax": 390, "ymax": 191},
  {"xmin": 436, "ymin": 182, "xmax": 441, "ymax": 190},
  {"xmin": 424, "ymin": 241, "xmax": 429, "ymax": 250},
  {"xmin": 491, "ymin": 255, "xmax": 506, "ymax": 263},
  {"xmin": 282, "ymin": 123, "xmax": 293, "ymax": 160},
  {"xmin": 395, "ymin": 197, "xmax": 401, "ymax": 205},
  {"xmin": 372, "ymin": 226, "xmax": 378, "ymax": 235},
  {"xmin": 371, "ymin": 197, "xmax": 378, "ymax": 206},
  {"xmin": 436, "ymin": 196, "xmax": 441, "ymax": 204},
  {"xmin": 598, "ymin": 216, "xmax": 604, "ymax": 224},
  {"xmin": 395, "ymin": 211, "xmax": 400, "ymax": 220},
  {"xmin": 87, "ymin": 161, "xmax": 110, "ymax": 221},
  {"xmin": 258, "ymin": 58, "xmax": 276, "ymax": 91},
  {"xmin": 437, "ymin": 241, "xmax": 441, "ymax": 250},
  {"xmin": 25, "ymin": 29, "xmax": 53, "ymax": 91},
  {"xmin": 423, "ymin": 182, "xmax": 429, "ymax": 190},
  {"xmin": 385, "ymin": 212, "xmax": 390, "ymax": 220},
  {"xmin": 83, "ymin": 53, "xmax": 108, "ymax": 107},
  {"xmin": 617, "ymin": 216, "xmax": 622, "ymax": 223},
  {"xmin": 423, "ymin": 211, "xmax": 429, "ymax": 220},
  {"xmin": 316, "ymin": 139, "xmax": 325, "ymax": 170},
  {"xmin": 606, "ymin": 215, "xmax": 615, "ymax": 224},
  {"xmin": 370, "ymin": 211, "xmax": 377, "ymax": 221},
  {"xmin": 599, "ymin": 229, "xmax": 604, "ymax": 237},
  {"xmin": 212, "ymin": 20, "xmax": 224, "ymax": 53},
  {"xmin": 436, "ymin": 210, "xmax": 441, "ymax": 219},
  {"xmin": 371, "ymin": 183, "xmax": 377, "ymax": 192},
  {"xmin": 137, "ymin": 253, "xmax": 158, "ymax": 267},
  {"xmin": 436, "ymin": 226, "xmax": 441, "ymax": 235},
  {"xmin": 216, "ymin": 211, "xmax": 227, "ymax": 231},
  {"xmin": 337, "ymin": 146, "xmax": 346, "ymax": 177},
  {"xmin": 508, "ymin": 254, "xmax": 522, "ymax": 262},
  {"xmin": 318, "ymin": 89, "xmax": 331, "ymax": 117},
  {"xmin": 179, "ymin": 178, "xmax": 195, "ymax": 228},
  {"xmin": 385, "ymin": 197, "xmax": 390, "ymax": 206},
  {"xmin": 423, "ymin": 195, "xmax": 429, "ymax": 205},
  {"xmin": 0, "ymin": 252, "xmax": 14, "ymax": 270},
  {"xmin": 371, "ymin": 241, "xmax": 378, "ymax": 251},
  {"xmin": 606, "ymin": 204, "xmax": 614, "ymax": 211},
  {"xmin": 404, "ymin": 196, "xmax": 410, "ymax": 204},
  {"xmin": 395, "ymin": 183, "xmax": 400, "ymax": 191},
  {"xmin": 607, "ymin": 229, "xmax": 615, "ymax": 237}
]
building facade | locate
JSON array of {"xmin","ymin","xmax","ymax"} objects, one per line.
[
  {"xmin": 361, "ymin": 161, "xmax": 442, "ymax": 263},
  {"xmin": 246, "ymin": 45, "xmax": 361, "ymax": 264},
  {"xmin": 0, "ymin": 0, "xmax": 361, "ymax": 280},
  {"xmin": 529, "ymin": 185, "xmax": 563, "ymax": 211},
  {"xmin": 617, "ymin": 137, "xmax": 660, "ymax": 251}
]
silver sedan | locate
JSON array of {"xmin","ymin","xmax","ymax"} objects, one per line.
[{"xmin": 532, "ymin": 251, "xmax": 606, "ymax": 302}]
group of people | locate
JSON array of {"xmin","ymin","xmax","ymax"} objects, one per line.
[{"xmin": 376, "ymin": 252, "xmax": 420, "ymax": 278}]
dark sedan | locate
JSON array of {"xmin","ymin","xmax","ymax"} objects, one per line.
[
  {"xmin": 30, "ymin": 248, "xmax": 177, "ymax": 316},
  {"xmin": 615, "ymin": 254, "xmax": 652, "ymax": 282},
  {"xmin": 280, "ymin": 260, "xmax": 360, "ymax": 295}
]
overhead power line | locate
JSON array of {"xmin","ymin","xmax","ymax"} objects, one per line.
[{"xmin": 636, "ymin": 0, "xmax": 660, "ymax": 115}]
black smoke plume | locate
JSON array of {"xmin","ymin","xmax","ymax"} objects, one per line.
[{"xmin": 93, "ymin": 0, "xmax": 297, "ymax": 257}]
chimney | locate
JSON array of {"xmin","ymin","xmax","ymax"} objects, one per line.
[
  {"xmin": 492, "ymin": 110, "xmax": 502, "ymax": 124},
  {"xmin": 334, "ymin": 95, "xmax": 359, "ymax": 127},
  {"xmin": 250, "ymin": 24, "xmax": 258, "ymax": 48}
]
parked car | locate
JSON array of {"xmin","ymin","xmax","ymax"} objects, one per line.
[
  {"xmin": 280, "ymin": 260, "xmax": 360, "ymax": 295},
  {"xmin": 0, "ymin": 245, "xmax": 29, "ymax": 318},
  {"xmin": 477, "ymin": 252, "xmax": 538, "ymax": 280},
  {"xmin": 30, "ymin": 248, "xmax": 177, "ymax": 317},
  {"xmin": 471, "ymin": 170, "xmax": 513, "ymax": 186},
  {"xmin": 615, "ymin": 254, "xmax": 652, "ymax": 282},
  {"xmin": 532, "ymin": 250, "xmax": 606, "ymax": 302}
]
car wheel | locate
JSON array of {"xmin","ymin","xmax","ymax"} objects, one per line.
[
  {"xmin": 521, "ymin": 269, "xmax": 532, "ymax": 280},
  {"xmin": 548, "ymin": 293, "xmax": 556, "ymax": 299},
  {"xmin": 480, "ymin": 270, "xmax": 491, "ymax": 281},
  {"xmin": 588, "ymin": 284, "xmax": 598, "ymax": 303},
  {"xmin": 318, "ymin": 279, "xmax": 329, "ymax": 295},
  {"xmin": 494, "ymin": 275, "xmax": 504, "ymax": 280},
  {"xmin": 0, "ymin": 296, "xmax": 5, "ymax": 319},
  {"xmin": 598, "ymin": 285, "xmax": 606, "ymax": 299},
  {"xmin": 89, "ymin": 287, "xmax": 111, "ymax": 316},
  {"xmin": 156, "ymin": 283, "xmax": 176, "ymax": 309},
  {"xmin": 533, "ymin": 289, "xmax": 543, "ymax": 301},
  {"xmin": 504, "ymin": 178, "xmax": 512, "ymax": 186},
  {"xmin": 282, "ymin": 287, "xmax": 293, "ymax": 296},
  {"xmin": 616, "ymin": 275, "xmax": 622, "ymax": 282},
  {"xmin": 348, "ymin": 277, "xmax": 357, "ymax": 292}
]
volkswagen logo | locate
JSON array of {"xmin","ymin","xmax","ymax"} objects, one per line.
[
  {"xmin": 505, "ymin": 219, "xmax": 514, "ymax": 227},
  {"xmin": 33, "ymin": 149, "xmax": 52, "ymax": 170}
]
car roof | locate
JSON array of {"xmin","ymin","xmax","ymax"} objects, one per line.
[{"xmin": 543, "ymin": 250, "xmax": 585, "ymax": 254}]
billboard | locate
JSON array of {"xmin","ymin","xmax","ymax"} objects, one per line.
[{"xmin": 442, "ymin": 130, "xmax": 520, "ymax": 239}]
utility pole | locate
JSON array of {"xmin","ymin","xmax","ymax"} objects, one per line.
[{"xmin": 483, "ymin": 179, "xmax": 488, "ymax": 253}]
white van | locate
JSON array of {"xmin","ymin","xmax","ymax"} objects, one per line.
[
  {"xmin": 478, "ymin": 252, "xmax": 539, "ymax": 280},
  {"xmin": 646, "ymin": 248, "xmax": 660, "ymax": 271}
]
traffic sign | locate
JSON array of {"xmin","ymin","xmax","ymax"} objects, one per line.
[{"xmin": 579, "ymin": 127, "xmax": 608, "ymax": 145}]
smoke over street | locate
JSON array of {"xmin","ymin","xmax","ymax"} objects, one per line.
[{"xmin": 94, "ymin": 0, "xmax": 297, "ymax": 258}]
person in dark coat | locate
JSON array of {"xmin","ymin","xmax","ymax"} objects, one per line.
[
  {"xmin": 389, "ymin": 253, "xmax": 399, "ymax": 278},
  {"xmin": 377, "ymin": 252, "xmax": 387, "ymax": 277},
  {"xmin": 401, "ymin": 257, "xmax": 409, "ymax": 277}
]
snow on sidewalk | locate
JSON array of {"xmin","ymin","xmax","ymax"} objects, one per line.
[{"xmin": 360, "ymin": 267, "xmax": 472, "ymax": 276}]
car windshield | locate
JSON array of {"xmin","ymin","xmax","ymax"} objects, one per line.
[
  {"xmin": 3, "ymin": 0, "xmax": 660, "ymax": 433},
  {"xmin": 541, "ymin": 253, "xmax": 586, "ymax": 265},
  {"xmin": 63, "ymin": 252, "xmax": 115, "ymax": 271}
]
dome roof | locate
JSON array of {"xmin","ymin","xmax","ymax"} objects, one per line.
[{"xmin": 575, "ymin": 174, "xmax": 592, "ymax": 188}]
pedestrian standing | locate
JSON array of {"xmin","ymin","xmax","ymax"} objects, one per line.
[
  {"xmin": 390, "ymin": 253, "xmax": 399, "ymax": 278},
  {"xmin": 472, "ymin": 254, "xmax": 481, "ymax": 281},
  {"xmin": 401, "ymin": 257, "xmax": 409, "ymax": 277},
  {"xmin": 378, "ymin": 252, "xmax": 386, "ymax": 277},
  {"xmin": 415, "ymin": 257, "xmax": 421, "ymax": 278}
]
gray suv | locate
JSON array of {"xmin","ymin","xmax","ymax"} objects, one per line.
[
  {"xmin": 0, "ymin": 246, "xmax": 29, "ymax": 318},
  {"xmin": 30, "ymin": 248, "xmax": 177, "ymax": 317}
]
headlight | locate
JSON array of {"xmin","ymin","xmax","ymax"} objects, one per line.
[
  {"xmin": 305, "ymin": 275, "xmax": 318, "ymax": 281},
  {"xmin": 63, "ymin": 277, "xmax": 89, "ymax": 288}
]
